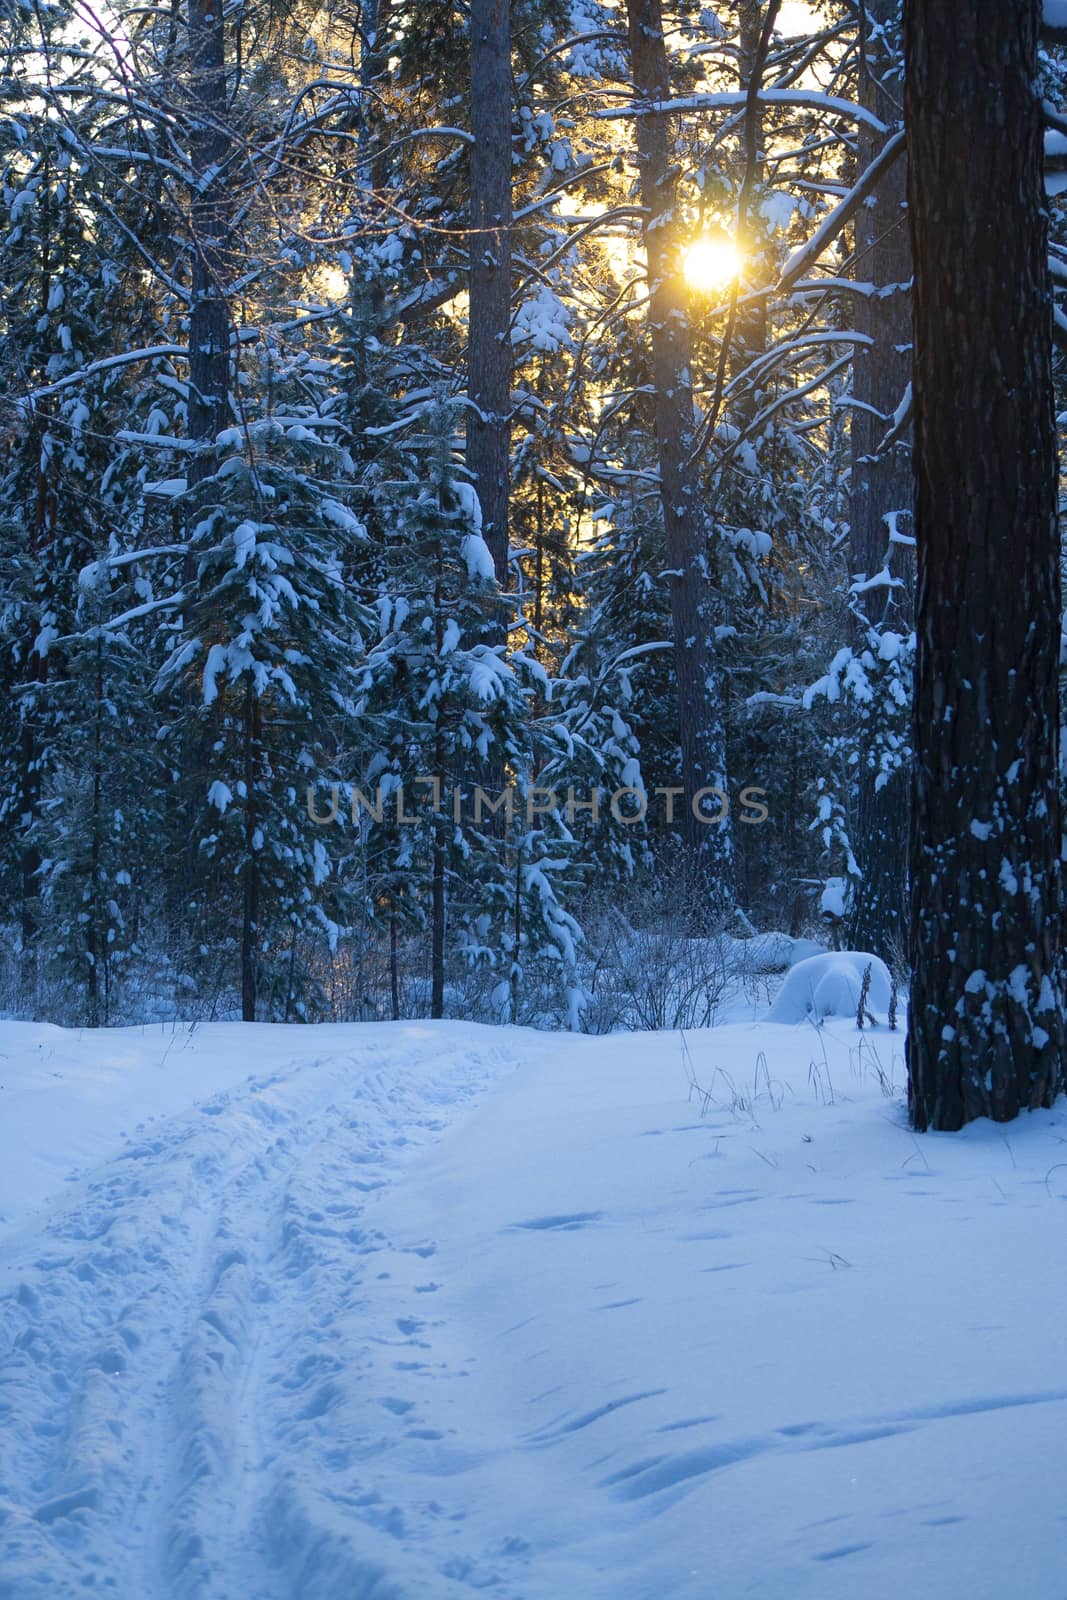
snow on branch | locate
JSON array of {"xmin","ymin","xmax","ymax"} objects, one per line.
[
  {"xmin": 79, "ymin": 548, "xmax": 186, "ymax": 589},
  {"xmin": 777, "ymin": 129, "xmax": 905, "ymax": 294},
  {"xmin": 27, "ymin": 330, "xmax": 262, "ymax": 403},
  {"xmin": 26, "ymin": 345, "xmax": 190, "ymax": 402},
  {"xmin": 600, "ymin": 90, "xmax": 890, "ymax": 137},
  {"xmin": 871, "ymin": 384, "xmax": 914, "ymax": 459},
  {"xmin": 64, "ymin": 591, "xmax": 188, "ymax": 645},
  {"xmin": 850, "ymin": 567, "xmax": 904, "ymax": 597},
  {"xmin": 397, "ymin": 125, "xmax": 474, "ymax": 145}
]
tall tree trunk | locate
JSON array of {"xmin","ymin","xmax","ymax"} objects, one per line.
[
  {"xmin": 734, "ymin": 1, "xmax": 767, "ymax": 398},
  {"xmin": 240, "ymin": 685, "xmax": 260, "ymax": 1022},
  {"xmin": 20, "ymin": 458, "xmax": 52, "ymax": 981},
  {"xmin": 847, "ymin": 0, "xmax": 913, "ymax": 961},
  {"xmin": 19, "ymin": 157, "xmax": 58, "ymax": 991},
  {"xmin": 186, "ymin": 0, "xmax": 231, "ymax": 484},
  {"xmin": 905, "ymin": 0, "xmax": 1064, "ymax": 1128},
  {"xmin": 466, "ymin": 0, "xmax": 512, "ymax": 587},
  {"xmin": 625, "ymin": 0, "xmax": 734, "ymax": 905},
  {"xmin": 86, "ymin": 640, "xmax": 104, "ymax": 1028},
  {"xmin": 390, "ymin": 912, "xmax": 400, "ymax": 1022},
  {"xmin": 430, "ymin": 834, "xmax": 445, "ymax": 1019},
  {"xmin": 181, "ymin": 0, "xmax": 232, "ymax": 957}
]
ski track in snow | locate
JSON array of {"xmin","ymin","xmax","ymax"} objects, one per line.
[{"xmin": 0, "ymin": 1030, "xmax": 538, "ymax": 1599}]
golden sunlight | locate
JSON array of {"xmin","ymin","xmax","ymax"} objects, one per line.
[
  {"xmin": 318, "ymin": 266, "xmax": 350, "ymax": 302},
  {"xmin": 682, "ymin": 232, "xmax": 742, "ymax": 294}
]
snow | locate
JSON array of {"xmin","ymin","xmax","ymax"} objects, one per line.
[
  {"xmin": 232, "ymin": 519, "xmax": 258, "ymax": 571},
  {"xmin": 320, "ymin": 498, "xmax": 367, "ymax": 539},
  {"xmin": 819, "ymin": 875, "xmax": 848, "ymax": 919},
  {"xmin": 612, "ymin": 90, "xmax": 890, "ymax": 138},
  {"xmin": 465, "ymin": 646, "xmax": 509, "ymax": 702},
  {"xmin": 143, "ymin": 477, "xmax": 187, "ymax": 499},
  {"xmin": 777, "ymin": 130, "xmax": 905, "ymax": 294},
  {"xmin": 77, "ymin": 559, "xmax": 105, "ymax": 594},
  {"xmin": 768, "ymin": 951, "xmax": 893, "ymax": 1022},
  {"xmin": 460, "ymin": 531, "xmax": 497, "ymax": 584},
  {"xmin": 207, "ymin": 778, "xmax": 232, "ymax": 813},
  {"xmin": 203, "ymin": 644, "xmax": 227, "ymax": 707},
  {"xmin": 1008, "ymin": 965, "xmax": 1031, "ymax": 1007},
  {"xmin": 454, "ymin": 479, "xmax": 483, "ymax": 534},
  {"xmin": 512, "ymin": 284, "xmax": 572, "ymax": 353},
  {"xmin": 759, "ymin": 190, "xmax": 796, "ymax": 232},
  {"xmin": 1, "ymin": 1015, "xmax": 1065, "ymax": 1599},
  {"xmin": 999, "ymin": 858, "xmax": 1019, "ymax": 895}
]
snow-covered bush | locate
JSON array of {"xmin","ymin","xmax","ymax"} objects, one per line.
[{"xmin": 768, "ymin": 951, "xmax": 893, "ymax": 1024}]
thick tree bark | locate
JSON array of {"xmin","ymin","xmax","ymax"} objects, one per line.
[
  {"xmin": 625, "ymin": 0, "xmax": 734, "ymax": 905},
  {"xmin": 847, "ymin": 0, "xmax": 912, "ymax": 961},
  {"xmin": 466, "ymin": 0, "xmax": 512, "ymax": 586},
  {"xmin": 905, "ymin": 0, "xmax": 1064, "ymax": 1128}
]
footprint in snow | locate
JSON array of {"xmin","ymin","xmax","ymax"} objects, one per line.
[
  {"xmin": 381, "ymin": 1396, "xmax": 415, "ymax": 1415},
  {"xmin": 813, "ymin": 1542, "xmax": 874, "ymax": 1561},
  {"xmin": 509, "ymin": 1211, "xmax": 604, "ymax": 1232}
]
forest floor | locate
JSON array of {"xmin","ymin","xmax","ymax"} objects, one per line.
[{"xmin": 1, "ymin": 1001, "xmax": 1065, "ymax": 1599}]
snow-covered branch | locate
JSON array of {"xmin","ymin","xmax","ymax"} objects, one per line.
[
  {"xmin": 600, "ymin": 90, "xmax": 890, "ymax": 137},
  {"xmin": 777, "ymin": 129, "xmax": 906, "ymax": 294}
]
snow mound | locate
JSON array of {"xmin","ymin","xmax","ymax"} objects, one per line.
[{"xmin": 769, "ymin": 950, "xmax": 892, "ymax": 1023}]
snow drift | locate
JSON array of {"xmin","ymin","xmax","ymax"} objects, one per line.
[{"xmin": 768, "ymin": 950, "xmax": 894, "ymax": 1023}]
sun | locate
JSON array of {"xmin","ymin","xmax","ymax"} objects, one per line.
[{"xmin": 682, "ymin": 233, "xmax": 742, "ymax": 294}]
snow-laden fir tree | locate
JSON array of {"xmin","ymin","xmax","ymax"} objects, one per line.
[
  {"xmin": 353, "ymin": 400, "xmax": 585, "ymax": 1025},
  {"xmin": 157, "ymin": 408, "xmax": 371, "ymax": 1020}
]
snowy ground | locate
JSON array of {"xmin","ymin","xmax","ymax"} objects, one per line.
[{"xmin": 1, "ymin": 1010, "xmax": 1065, "ymax": 1599}]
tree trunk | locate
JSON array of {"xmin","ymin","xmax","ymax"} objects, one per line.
[
  {"xmin": 390, "ymin": 912, "xmax": 400, "ymax": 1021},
  {"xmin": 625, "ymin": 0, "xmax": 734, "ymax": 906},
  {"xmin": 466, "ymin": 0, "xmax": 512, "ymax": 586},
  {"xmin": 181, "ymin": 0, "xmax": 232, "ymax": 950},
  {"xmin": 86, "ymin": 639, "xmax": 104, "ymax": 1028},
  {"xmin": 905, "ymin": 0, "xmax": 1064, "ymax": 1129},
  {"xmin": 19, "ymin": 160, "xmax": 59, "ymax": 989},
  {"xmin": 847, "ymin": 0, "xmax": 912, "ymax": 961},
  {"xmin": 430, "ymin": 834, "xmax": 445, "ymax": 1019},
  {"xmin": 240, "ymin": 684, "xmax": 260, "ymax": 1022},
  {"xmin": 734, "ymin": 1, "xmax": 767, "ymax": 397},
  {"xmin": 186, "ymin": 0, "xmax": 231, "ymax": 483}
]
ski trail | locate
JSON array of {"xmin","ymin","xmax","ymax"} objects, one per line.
[{"xmin": 0, "ymin": 1027, "xmax": 537, "ymax": 1599}]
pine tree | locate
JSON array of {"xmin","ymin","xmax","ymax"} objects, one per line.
[{"xmin": 905, "ymin": 0, "xmax": 1065, "ymax": 1127}]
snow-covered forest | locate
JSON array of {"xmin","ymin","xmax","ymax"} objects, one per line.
[
  {"xmin": 1, "ymin": 0, "xmax": 1066, "ymax": 1593},
  {"xmin": 0, "ymin": 0, "xmax": 951, "ymax": 1032}
]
